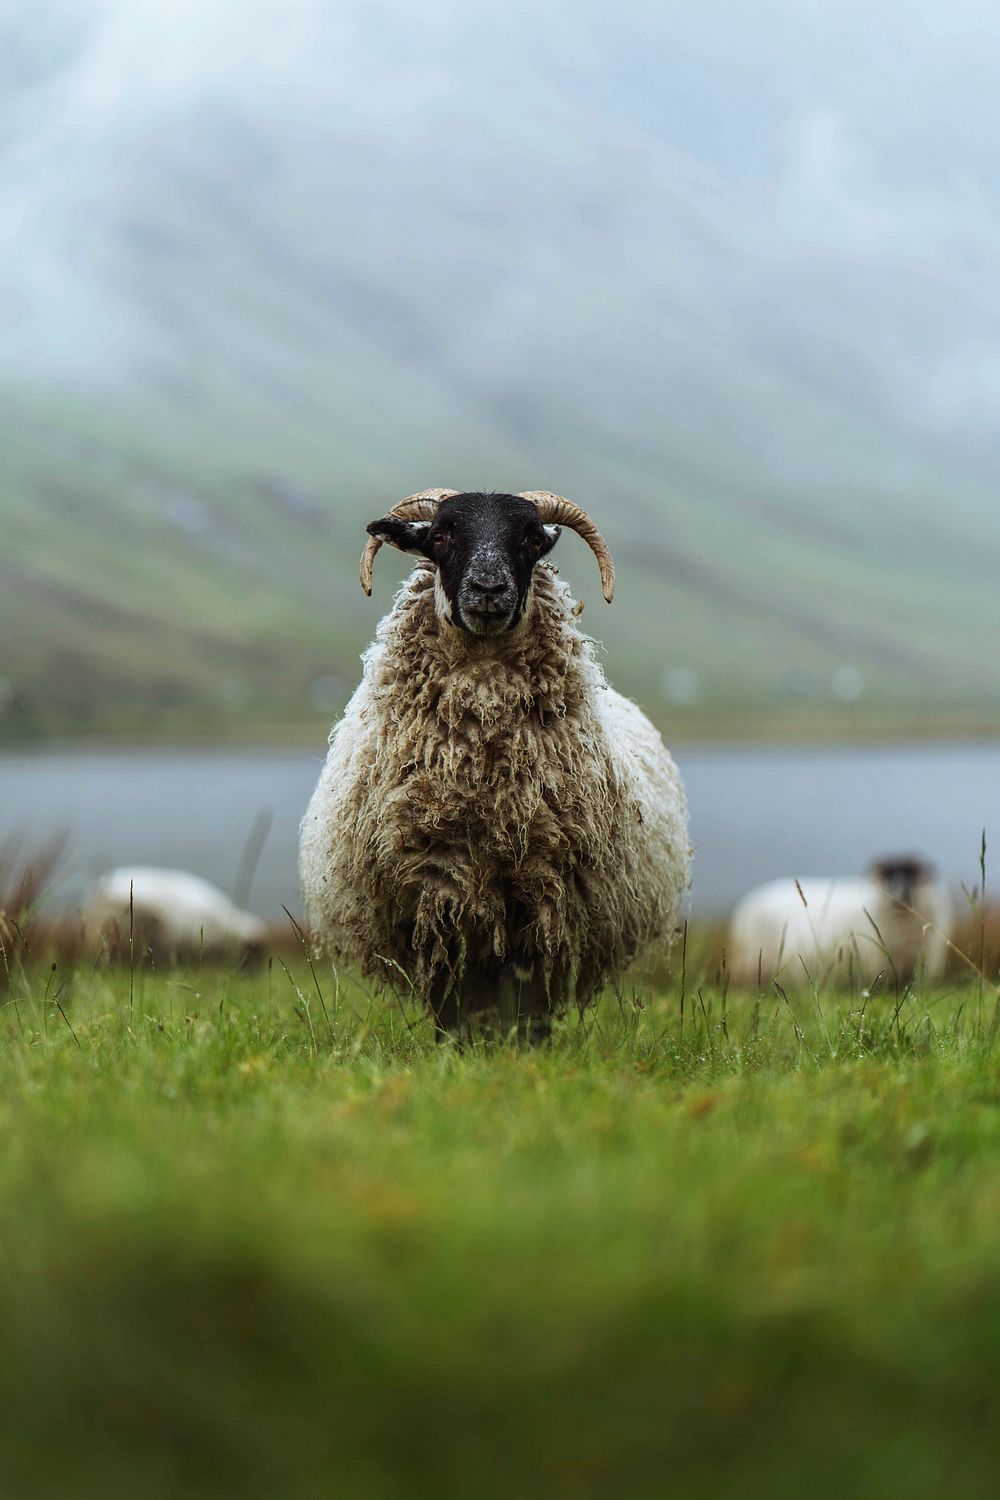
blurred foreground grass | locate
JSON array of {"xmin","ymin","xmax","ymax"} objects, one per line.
[{"xmin": 1, "ymin": 960, "xmax": 1000, "ymax": 1497}]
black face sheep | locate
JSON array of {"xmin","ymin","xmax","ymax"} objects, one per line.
[
  {"xmin": 728, "ymin": 856, "xmax": 952, "ymax": 989},
  {"xmin": 299, "ymin": 489, "xmax": 690, "ymax": 1036}
]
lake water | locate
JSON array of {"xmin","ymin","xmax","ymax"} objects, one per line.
[{"xmin": 2, "ymin": 742, "xmax": 999, "ymax": 920}]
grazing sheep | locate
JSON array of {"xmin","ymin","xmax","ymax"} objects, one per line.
[
  {"xmin": 300, "ymin": 488, "xmax": 689, "ymax": 1036},
  {"xmin": 728, "ymin": 856, "xmax": 952, "ymax": 989},
  {"xmin": 83, "ymin": 867, "xmax": 267, "ymax": 965}
]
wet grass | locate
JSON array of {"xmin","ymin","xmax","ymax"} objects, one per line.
[{"xmin": 1, "ymin": 952, "xmax": 1000, "ymax": 1497}]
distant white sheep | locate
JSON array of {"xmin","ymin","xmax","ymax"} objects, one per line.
[
  {"xmin": 83, "ymin": 867, "xmax": 267, "ymax": 965},
  {"xmin": 728, "ymin": 856, "xmax": 951, "ymax": 989}
]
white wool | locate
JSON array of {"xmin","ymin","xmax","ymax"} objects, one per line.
[
  {"xmin": 300, "ymin": 563, "xmax": 689, "ymax": 1020},
  {"xmin": 728, "ymin": 873, "xmax": 952, "ymax": 988},
  {"xmin": 83, "ymin": 867, "xmax": 266, "ymax": 958}
]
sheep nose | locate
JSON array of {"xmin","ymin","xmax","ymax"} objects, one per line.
[{"xmin": 469, "ymin": 577, "xmax": 509, "ymax": 597}]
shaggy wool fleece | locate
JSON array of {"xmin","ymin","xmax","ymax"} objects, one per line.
[{"xmin": 300, "ymin": 562, "xmax": 689, "ymax": 1022}]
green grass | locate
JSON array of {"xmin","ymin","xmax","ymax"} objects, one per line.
[{"xmin": 2, "ymin": 959, "xmax": 1000, "ymax": 1497}]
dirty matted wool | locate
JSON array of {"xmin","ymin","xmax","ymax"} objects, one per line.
[{"xmin": 300, "ymin": 563, "xmax": 689, "ymax": 1015}]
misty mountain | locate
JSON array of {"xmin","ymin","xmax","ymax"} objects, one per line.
[{"xmin": 4, "ymin": 0, "xmax": 1000, "ymax": 743}]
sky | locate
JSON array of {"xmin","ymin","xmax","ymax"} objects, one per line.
[{"xmin": 2, "ymin": 0, "xmax": 1000, "ymax": 455}]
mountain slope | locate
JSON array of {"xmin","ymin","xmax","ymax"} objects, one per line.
[{"xmin": 4, "ymin": 2, "xmax": 1000, "ymax": 743}]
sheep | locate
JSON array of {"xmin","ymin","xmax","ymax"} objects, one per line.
[
  {"xmin": 728, "ymin": 856, "xmax": 952, "ymax": 989},
  {"xmin": 300, "ymin": 488, "xmax": 690, "ymax": 1037},
  {"xmin": 82, "ymin": 867, "xmax": 267, "ymax": 966}
]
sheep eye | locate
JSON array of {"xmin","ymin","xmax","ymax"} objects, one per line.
[{"xmin": 432, "ymin": 531, "xmax": 452, "ymax": 557}]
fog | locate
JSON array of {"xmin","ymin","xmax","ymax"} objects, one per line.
[{"xmin": 3, "ymin": 0, "xmax": 1000, "ymax": 453}]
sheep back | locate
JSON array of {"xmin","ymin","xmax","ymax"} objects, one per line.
[{"xmin": 82, "ymin": 867, "xmax": 267, "ymax": 964}]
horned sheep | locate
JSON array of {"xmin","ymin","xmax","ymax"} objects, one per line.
[
  {"xmin": 300, "ymin": 488, "xmax": 690, "ymax": 1036},
  {"xmin": 728, "ymin": 856, "xmax": 952, "ymax": 989}
]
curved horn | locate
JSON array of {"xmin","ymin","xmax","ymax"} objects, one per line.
[
  {"xmin": 519, "ymin": 491, "xmax": 615, "ymax": 603},
  {"xmin": 359, "ymin": 488, "xmax": 458, "ymax": 595}
]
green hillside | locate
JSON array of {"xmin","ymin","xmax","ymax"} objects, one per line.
[
  {"xmin": 3, "ymin": 7, "xmax": 1000, "ymax": 745},
  {"xmin": 7, "ymin": 363, "xmax": 999, "ymax": 746}
]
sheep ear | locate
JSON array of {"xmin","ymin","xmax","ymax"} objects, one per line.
[
  {"xmin": 540, "ymin": 524, "xmax": 560, "ymax": 555},
  {"xmin": 366, "ymin": 517, "xmax": 433, "ymax": 556}
]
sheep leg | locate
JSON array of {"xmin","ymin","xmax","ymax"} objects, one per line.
[
  {"xmin": 426, "ymin": 960, "xmax": 553, "ymax": 1045},
  {"xmin": 497, "ymin": 965, "xmax": 553, "ymax": 1046},
  {"xmin": 470, "ymin": 960, "xmax": 551, "ymax": 1044},
  {"xmin": 427, "ymin": 975, "xmax": 463, "ymax": 1041},
  {"xmin": 515, "ymin": 1011, "xmax": 553, "ymax": 1047}
]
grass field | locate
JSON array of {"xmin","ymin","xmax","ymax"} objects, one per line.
[{"xmin": 1, "ymin": 941, "xmax": 1000, "ymax": 1498}]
